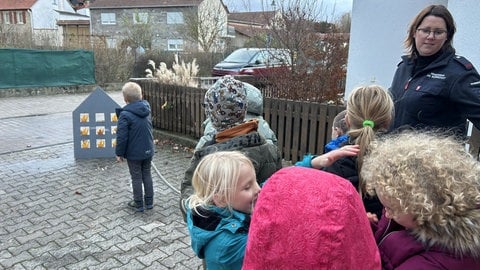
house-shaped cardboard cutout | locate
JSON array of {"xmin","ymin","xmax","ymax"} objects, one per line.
[{"xmin": 73, "ymin": 87, "xmax": 121, "ymax": 159}]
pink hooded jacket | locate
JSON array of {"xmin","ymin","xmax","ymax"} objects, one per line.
[{"xmin": 243, "ymin": 166, "xmax": 381, "ymax": 270}]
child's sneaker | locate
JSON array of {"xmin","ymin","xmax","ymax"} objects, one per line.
[
  {"xmin": 128, "ymin": 200, "xmax": 144, "ymax": 212},
  {"xmin": 144, "ymin": 197, "xmax": 153, "ymax": 210}
]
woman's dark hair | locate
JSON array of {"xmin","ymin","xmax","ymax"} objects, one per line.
[{"xmin": 404, "ymin": 5, "xmax": 456, "ymax": 57}]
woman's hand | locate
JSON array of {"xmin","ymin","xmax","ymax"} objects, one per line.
[{"xmin": 311, "ymin": 145, "xmax": 360, "ymax": 168}]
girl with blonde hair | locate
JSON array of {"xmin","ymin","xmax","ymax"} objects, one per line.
[
  {"xmin": 185, "ymin": 151, "xmax": 260, "ymax": 270},
  {"xmin": 306, "ymin": 85, "xmax": 394, "ymax": 220}
]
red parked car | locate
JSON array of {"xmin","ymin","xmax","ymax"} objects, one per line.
[{"xmin": 212, "ymin": 48, "xmax": 291, "ymax": 78}]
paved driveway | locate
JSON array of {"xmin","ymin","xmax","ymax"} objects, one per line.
[{"xmin": 0, "ymin": 91, "xmax": 203, "ymax": 269}]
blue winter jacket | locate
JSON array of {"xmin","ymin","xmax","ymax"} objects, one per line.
[
  {"xmin": 186, "ymin": 205, "xmax": 249, "ymax": 270},
  {"xmin": 115, "ymin": 100, "xmax": 154, "ymax": 160},
  {"xmin": 324, "ymin": 134, "xmax": 349, "ymax": 153}
]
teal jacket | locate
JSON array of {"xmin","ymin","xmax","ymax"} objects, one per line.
[{"xmin": 186, "ymin": 205, "xmax": 249, "ymax": 270}]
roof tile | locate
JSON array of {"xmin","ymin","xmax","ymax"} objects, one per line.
[{"xmin": 0, "ymin": 0, "xmax": 38, "ymax": 10}]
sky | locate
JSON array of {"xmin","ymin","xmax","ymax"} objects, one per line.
[{"xmin": 223, "ymin": 0, "xmax": 353, "ymax": 21}]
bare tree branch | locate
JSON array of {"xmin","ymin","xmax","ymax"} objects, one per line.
[{"xmin": 178, "ymin": 3, "xmax": 227, "ymax": 52}]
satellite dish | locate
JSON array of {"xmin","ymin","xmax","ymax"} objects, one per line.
[{"xmin": 67, "ymin": 0, "xmax": 92, "ymax": 11}]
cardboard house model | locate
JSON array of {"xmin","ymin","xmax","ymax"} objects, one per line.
[{"xmin": 73, "ymin": 87, "xmax": 121, "ymax": 159}]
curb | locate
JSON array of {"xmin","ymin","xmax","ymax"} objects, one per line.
[{"xmin": 0, "ymin": 83, "xmax": 124, "ymax": 98}]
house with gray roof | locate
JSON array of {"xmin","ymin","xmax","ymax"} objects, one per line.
[{"xmin": 89, "ymin": 0, "xmax": 229, "ymax": 52}]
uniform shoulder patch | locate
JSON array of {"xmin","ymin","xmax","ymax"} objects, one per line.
[{"xmin": 454, "ymin": 55, "xmax": 474, "ymax": 70}]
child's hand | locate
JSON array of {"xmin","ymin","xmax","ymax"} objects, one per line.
[
  {"xmin": 367, "ymin": 212, "xmax": 378, "ymax": 223},
  {"xmin": 311, "ymin": 145, "xmax": 360, "ymax": 168},
  {"xmin": 116, "ymin": 156, "xmax": 124, "ymax": 162}
]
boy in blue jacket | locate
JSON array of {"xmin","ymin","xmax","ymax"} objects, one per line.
[{"xmin": 116, "ymin": 82, "xmax": 155, "ymax": 212}]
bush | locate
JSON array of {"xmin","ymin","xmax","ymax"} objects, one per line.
[{"xmin": 133, "ymin": 50, "xmax": 224, "ymax": 77}]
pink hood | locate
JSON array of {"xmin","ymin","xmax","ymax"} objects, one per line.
[{"xmin": 243, "ymin": 166, "xmax": 381, "ymax": 270}]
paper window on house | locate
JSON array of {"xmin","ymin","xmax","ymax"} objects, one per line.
[
  {"xmin": 95, "ymin": 113, "xmax": 105, "ymax": 123},
  {"xmin": 96, "ymin": 139, "xmax": 106, "ymax": 148},
  {"xmin": 80, "ymin": 113, "xmax": 89, "ymax": 123},
  {"xmin": 81, "ymin": 139, "xmax": 90, "ymax": 149},
  {"xmin": 80, "ymin": 127, "xmax": 90, "ymax": 136},
  {"xmin": 96, "ymin": 126, "xmax": 105, "ymax": 136}
]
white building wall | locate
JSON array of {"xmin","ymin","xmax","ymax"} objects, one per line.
[
  {"xmin": 31, "ymin": 0, "xmax": 87, "ymax": 29},
  {"xmin": 30, "ymin": 0, "xmax": 90, "ymax": 46},
  {"xmin": 449, "ymin": 1, "xmax": 480, "ymax": 71},
  {"xmin": 31, "ymin": 0, "xmax": 59, "ymax": 29}
]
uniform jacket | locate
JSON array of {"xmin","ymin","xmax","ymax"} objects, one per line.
[
  {"xmin": 115, "ymin": 100, "xmax": 154, "ymax": 160},
  {"xmin": 390, "ymin": 48, "xmax": 480, "ymax": 137},
  {"xmin": 180, "ymin": 130, "xmax": 282, "ymax": 220},
  {"xmin": 374, "ymin": 212, "xmax": 480, "ymax": 269},
  {"xmin": 186, "ymin": 206, "xmax": 249, "ymax": 270},
  {"xmin": 243, "ymin": 166, "xmax": 381, "ymax": 269}
]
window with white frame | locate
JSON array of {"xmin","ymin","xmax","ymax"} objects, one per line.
[
  {"xmin": 167, "ymin": 39, "xmax": 184, "ymax": 51},
  {"xmin": 133, "ymin": 12, "xmax": 148, "ymax": 24},
  {"xmin": 167, "ymin": 12, "xmax": 184, "ymax": 24},
  {"xmin": 16, "ymin": 11, "xmax": 25, "ymax": 24},
  {"xmin": 101, "ymin": 13, "xmax": 116, "ymax": 25},
  {"xmin": 3, "ymin": 11, "xmax": 11, "ymax": 24}
]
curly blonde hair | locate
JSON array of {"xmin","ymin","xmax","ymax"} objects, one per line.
[{"xmin": 362, "ymin": 131, "xmax": 480, "ymax": 257}]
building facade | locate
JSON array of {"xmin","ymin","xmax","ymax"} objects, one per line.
[
  {"xmin": 0, "ymin": 0, "xmax": 90, "ymax": 47},
  {"xmin": 89, "ymin": 0, "xmax": 228, "ymax": 52}
]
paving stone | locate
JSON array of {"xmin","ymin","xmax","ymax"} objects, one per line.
[
  {"xmin": 0, "ymin": 92, "xmax": 202, "ymax": 269},
  {"xmin": 27, "ymin": 241, "xmax": 61, "ymax": 258},
  {"xmin": 90, "ymin": 257, "xmax": 124, "ymax": 270},
  {"xmin": 0, "ymin": 250, "xmax": 34, "ymax": 269}
]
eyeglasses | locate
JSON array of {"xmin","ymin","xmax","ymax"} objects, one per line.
[{"xmin": 416, "ymin": 28, "xmax": 447, "ymax": 38}]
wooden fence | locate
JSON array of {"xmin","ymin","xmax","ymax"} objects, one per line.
[
  {"xmin": 132, "ymin": 78, "xmax": 480, "ymax": 162},
  {"xmin": 132, "ymin": 79, "xmax": 345, "ymax": 163}
]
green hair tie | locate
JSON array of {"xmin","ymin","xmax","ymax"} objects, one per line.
[{"xmin": 363, "ymin": 120, "xmax": 375, "ymax": 128}]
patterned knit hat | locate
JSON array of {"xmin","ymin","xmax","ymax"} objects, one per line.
[{"xmin": 204, "ymin": 75, "xmax": 248, "ymax": 131}]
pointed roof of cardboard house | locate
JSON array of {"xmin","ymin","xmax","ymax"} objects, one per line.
[{"xmin": 73, "ymin": 87, "xmax": 121, "ymax": 115}]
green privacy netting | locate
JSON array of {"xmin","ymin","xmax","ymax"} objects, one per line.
[{"xmin": 0, "ymin": 48, "xmax": 95, "ymax": 89}]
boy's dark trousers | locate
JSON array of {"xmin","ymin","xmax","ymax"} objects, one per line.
[{"xmin": 127, "ymin": 157, "xmax": 154, "ymax": 209}]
